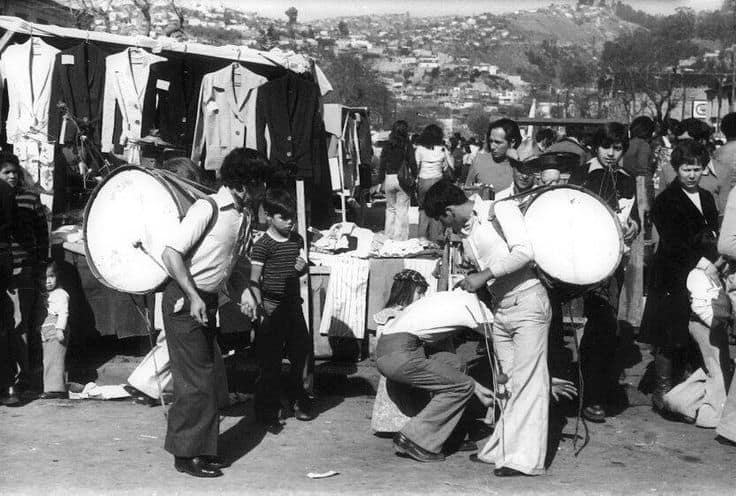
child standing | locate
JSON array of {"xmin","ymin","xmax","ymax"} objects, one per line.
[
  {"xmin": 38, "ymin": 262, "xmax": 69, "ymax": 399},
  {"xmin": 250, "ymin": 188, "xmax": 313, "ymax": 427}
]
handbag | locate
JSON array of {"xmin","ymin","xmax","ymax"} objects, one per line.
[{"xmin": 397, "ymin": 145, "xmax": 416, "ymax": 194}]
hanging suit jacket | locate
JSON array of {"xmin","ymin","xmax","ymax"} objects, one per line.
[
  {"xmin": 191, "ymin": 63, "xmax": 266, "ymax": 171},
  {"xmin": 48, "ymin": 42, "xmax": 106, "ymax": 146},
  {"xmin": 255, "ymin": 72, "xmax": 329, "ymax": 181},
  {"xmin": 0, "ymin": 38, "xmax": 59, "ymax": 144},
  {"xmin": 101, "ymin": 48, "xmax": 166, "ymax": 153}
]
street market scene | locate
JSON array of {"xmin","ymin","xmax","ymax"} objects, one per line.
[{"xmin": 2, "ymin": 0, "xmax": 736, "ymax": 494}]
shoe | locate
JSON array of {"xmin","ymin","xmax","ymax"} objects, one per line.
[
  {"xmin": 1, "ymin": 394, "xmax": 20, "ymax": 406},
  {"xmin": 294, "ymin": 401, "xmax": 315, "ymax": 421},
  {"xmin": 582, "ymin": 404, "xmax": 606, "ymax": 423},
  {"xmin": 257, "ymin": 415, "xmax": 285, "ymax": 434},
  {"xmin": 457, "ymin": 440, "xmax": 478, "ymax": 452},
  {"xmin": 174, "ymin": 456, "xmax": 223, "ymax": 478},
  {"xmin": 202, "ymin": 455, "xmax": 230, "ymax": 469},
  {"xmin": 393, "ymin": 432, "xmax": 445, "ymax": 462},
  {"xmin": 494, "ymin": 467, "xmax": 526, "ymax": 477},
  {"xmin": 38, "ymin": 391, "xmax": 68, "ymax": 400},
  {"xmin": 469, "ymin": 454, "xmax": 491, "ymax": 464}
]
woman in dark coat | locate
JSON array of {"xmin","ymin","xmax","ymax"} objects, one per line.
[{"xmin": 639, "ymin": 139, "xmax": 719, "ymax": 417}]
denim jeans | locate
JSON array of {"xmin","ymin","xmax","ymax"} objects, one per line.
[{"xmin": 383, "ymin": 174, "xmax": 410, "ymax": 241}]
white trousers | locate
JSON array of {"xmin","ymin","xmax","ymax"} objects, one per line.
[{"xmin": 478, "ymin": 284, "xmax": 550, "ymax": 475}]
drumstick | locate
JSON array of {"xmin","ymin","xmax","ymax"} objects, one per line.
[{"xmin": 133, "ymin": 239, "xmax": 169, "ymax": 273}]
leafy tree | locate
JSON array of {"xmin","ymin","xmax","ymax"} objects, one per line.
[
  {"xmin": 285, "ymin": 7, "xmax": 298, "ymax": 25},
  {"xmin": 322, "ymin": 54, "xmax": 395, "ymax": 128},
  {"xmin": 466, "ymin": 108, "xmax": 490, "ymax": 139},
  {"xmin": 338, "ymin": 20, "xmax": 349, "ymax": 38}
]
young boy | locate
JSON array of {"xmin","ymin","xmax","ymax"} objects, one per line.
[{"xmin": 250, "ymin": 188, "xmax": 313, "ymax": 427}]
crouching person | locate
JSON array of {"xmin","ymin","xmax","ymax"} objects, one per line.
[{"xmin": 375, "ymin": 288, "xmax": 495, "ymax": 462}]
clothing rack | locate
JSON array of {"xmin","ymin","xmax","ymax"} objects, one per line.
[{"xmin": 0, "ymin": 15, "xmax": 329, "ymax": 78}]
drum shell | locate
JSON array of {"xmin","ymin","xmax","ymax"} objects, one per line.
[
  {"xmin": 517, "ymin": 184, "xmax": 624, "ymax": 300},
  {"xmin": 83, "ymin": 166, "xmax": 214, "ymax": 294}
]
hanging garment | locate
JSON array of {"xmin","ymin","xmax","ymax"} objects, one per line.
[
  {"xmin": 141, "ymin": 57, "xmax": 190, "ymax": 149},
  {"xmin": 15, "ymin": 138, "xmax": 55, "ymax": 204},
  {"xmin": 255, "ymin": 72, "xmax": 328, "ymax": 180},
  {"xmin": 318, "ymin": 258, "xmax": 370, "ymax": 339},
  {"xmin": 101, "ymin": 48, "xmax": 166, "ymax": 154},
  {"xmin": 191, "ymin": 63, "xmax": 266, "ymax": 171},
  {"xmin": 48, "ymin": 42, "xmax": 106, "ymax": 146},
  {"xmin": 0, "ymin": 37, "xmax": 59, "ymax": 144}
]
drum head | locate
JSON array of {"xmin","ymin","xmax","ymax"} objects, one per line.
[
  {"xmin": 84, "ymin": 168, "xmax": 181, "ymax": 294},
  {"xmin": 524, "ymin": 186, "xmax": 623, "ymax": 286}
]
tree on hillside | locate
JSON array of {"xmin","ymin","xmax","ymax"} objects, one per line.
[
  {"xmin": 466, "ymin": 108, "xmax": 490, "ymax": 139},
  {"xmin": 322, "ymin": 54, "xmax": 395, "ymax": 128},
  {"xmin": 599, "ymin": 28, "xmax": 698, "ymax": 121},
  {"xmin": 69, "ymin": 0, "xmax": 114, "ymax": 31},
  {"xmin": 285, "ymin": 7, "xmax": 298, "ymax": 25},
  {"xmin": 131, "ymin": 0, "xmax": 153, "ymax": 35},
  {"xmin": 338, "ymin": 21, "xmax": 349, "ymax": 38}
]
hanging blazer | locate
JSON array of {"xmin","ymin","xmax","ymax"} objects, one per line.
[
  {"xmin": 255, "ymin": 72, "xmax": 328, "ymax": 180},
  {"xmin": 0, "ymin": 38, "xmax": 59, "ymax": 144},
  {"xmin": 191, "ymin": 63, "xmax": 266, "ymax": 171},
  {"xmin": 101, "ymin": 48, "xmax": 166, "ymax": 153},
  {"xmin": 48, "ymin": 42, "xmax": 106, "ymax": 146}
]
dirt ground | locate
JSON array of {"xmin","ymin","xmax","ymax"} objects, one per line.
[{"xmin": 3, "ymin": 341, "xmax": 736, "ymax": 496}]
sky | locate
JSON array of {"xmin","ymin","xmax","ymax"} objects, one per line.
[{"xmin": 193, "ymin": 1, "xmax": 726, "ymax": 21}]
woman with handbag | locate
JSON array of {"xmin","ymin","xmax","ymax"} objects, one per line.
[
  {"xmin": 415, "ymin": 124, "xmax": 453, "ymax": 242},
  {"xmin": 639, "ymin": 139, "xmax": 721, "ymax": 421},
  {"xmin": 380, "ymin": 120, "xmax": 416, "ymax": 240}
]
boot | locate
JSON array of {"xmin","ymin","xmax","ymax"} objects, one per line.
[{"xmin": 651, "ymin": 352, "xmax": 673, "ymax": 412}]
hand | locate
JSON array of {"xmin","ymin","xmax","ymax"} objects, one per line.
[
  {"xmin": 704, "ymin": 263, "xmax": 722, "ymax": 288},
  {"xmin": 189, "ymin": 294, "xmax": 208, "ymax": 325},
  {"xmin": 453, "ymin": 271, "xmax": 489, "ymax": 293},
  {"xmin": 55, "ymin": 329, "xmax": 65, "ymax": 341},
  {"xmin": 432, "ymin": 259, "xmax": 443, "ymax": 279},
  {"xmin": 239, "ymin": 290, "xmax": 258, "ymax": 320},
  {"xmin": 551, "ymin": 377, "xmax": 577, "ymax": 402},
  {"xmin": 294, "ymin": 256, "xmax": 307, "ymax": 273},
  {"xmin": 473, "ymin": 381, "xmax": 495, "ymax": 408},
  {"xmin": 622, "ymin": 218, "xmax": 638, "ymax": 244}
]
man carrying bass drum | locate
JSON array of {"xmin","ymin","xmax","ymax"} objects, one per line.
[{"xmin": 161, "ymin": 148, "xmax": 266, "ymax": 478}]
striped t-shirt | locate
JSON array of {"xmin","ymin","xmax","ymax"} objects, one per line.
[
  {"xmin": 11, "ymin": 188, "xmax": 49, "ymax": 268},
  {"xmin": 250, "ymin": 231, "xmax": 303, "ymax": 303}
]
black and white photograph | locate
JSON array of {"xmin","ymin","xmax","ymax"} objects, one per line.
[{"xmin": 1, "ymin": 0, "xmax": 736, "ymax": 494}]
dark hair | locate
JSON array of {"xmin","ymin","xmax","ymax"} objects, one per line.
[
  {"xmin": 416, "ymin": 124, "xmax": 445, "ymax": 148},
  {"xmin": 721, "ymin": 112, "xmax": 736, "ymax": 140},
  {"xmin": 220, "ymin": 148, "xmax": 271, "ymax": 189},
  {"xmin": 564, "ymin": 124, "xmax": 585, "ymax": 140},
  {"xmin": 680, "ymin": 118, "xmax": 713, "ymax": 142},
  {"xmin": 423, "ymin": 179, "xmax": 468, "ymax": 219},
  {"xmin": 0, "ymin": 151, "xmax": 20, "ymax": 170},
  {"xmin": 388, "ymin": 120, "xmax": 410, "ymax": 147},
  {"xmin": 487, "ymin": 118, "xmax": 522, "ymax": 150},
  {"xmin": 661, "ymin": 117, "xmax": 681, "ymax": 138},
  {"xmin": 160, "ymin": 157, "xmax": 204, "ymax": 184},
  {"xmin": 384, "ymin": 269, "xmax": 428, "ymax": 309},
  {"xmin": 262, "ymin": 187, "xmax": 296, "ymax": 219},
  {"xmin": 629, "ymin": 116, "xmax": 655, "ymax": 140},
  {"xmin": 592, "ymin": 122, "xmax": 629, "ymax": 153},
  {"xmin": 670, "ymin": 139, "xmax": 709, "ymax": 171},
  {"xmin": 535, "ymin": 128, "xmax": 556, "ymax": 144}
]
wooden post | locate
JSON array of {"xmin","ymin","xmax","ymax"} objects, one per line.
[{"xmin": 296, "ymin": 180, "xmax": 314, "ymax": 395}]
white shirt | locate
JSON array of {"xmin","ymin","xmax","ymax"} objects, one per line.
[
  {"xmin": 41, "ymin": 288, "xmax": 70, "ymax": 334},
  {"xmin": 380, "ymin": 289, "xmax": 492, "ymax": 343},
  {"xmin": 166, "ymin": 186, "xmax": 250, "ymax": 293},
  {"xmin": 191, "ymin": 64, "xmax": 267, "ymax": 171},
  {"xmin": 684, "ymin": 189, "xmax": 703, "ymax": 213},
  {"xmin": 460, "ymin": 198, "xmax": 538, "ymax": 298},
  {"xmin": 415, "ymin": 145, "xmax": 452, "ymax": 179}
]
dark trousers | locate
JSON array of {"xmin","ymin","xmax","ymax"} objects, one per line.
[
  {"xmin": 580, "ymin": 268, "xmax": 623, "ymax": 406},
  {"xmin": 254, "ymin": 300, "xmax": 310, "ymax": 420},
  {"xmin": 163, "ymin": 282, "xmax": 222, "ymax": 458},
  {"xmin": 0, "ymin": 248, "xmax": 12, "ymax": 392}
]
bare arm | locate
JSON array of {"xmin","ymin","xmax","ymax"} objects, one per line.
[{"xmin": 162, "ymin": 247, "xmax": 207, "ymax": 325}]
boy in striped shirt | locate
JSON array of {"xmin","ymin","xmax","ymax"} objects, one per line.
[{"xmin": 249, "ymin": 188, "xmax": 313, "ymax": 428}]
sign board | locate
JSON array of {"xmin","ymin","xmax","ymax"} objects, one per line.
[{"xmin": 692, "ymin": 100, "xmax": 708, "ymax": 119}]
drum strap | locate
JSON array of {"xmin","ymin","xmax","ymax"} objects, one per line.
[{"xmin": 188, "ymin": 196, "xmax": 219, "ymax": 258}]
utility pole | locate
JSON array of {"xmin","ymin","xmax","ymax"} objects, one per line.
[{"xmin": 731, "ymin": 45, "xmax": 736, "ymax": 113}]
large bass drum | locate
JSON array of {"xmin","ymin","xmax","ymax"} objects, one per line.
[
  {"xmin": 83, "ymin": 166, "xmax": 214, "ymax": 294},
  {"xmin": 521, "ymin": 184, "xmax": 624, "ymax": 301}
]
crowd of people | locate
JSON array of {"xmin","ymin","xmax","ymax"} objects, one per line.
[
  {"xmin": 3, "ymin": 110, "xmax": 736, "ymax": 480},
  {"xmin": 371, "ymin": 112, "xmax": 736, "ymax": 475}
]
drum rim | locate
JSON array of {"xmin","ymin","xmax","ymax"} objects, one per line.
[
  {"xmin": 522, "ymin": 183, "xmax": 625, "ymax": 285},
  {"xmin": 82, "ymin": 165, "xmax": 205, "ymax": 295}
]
